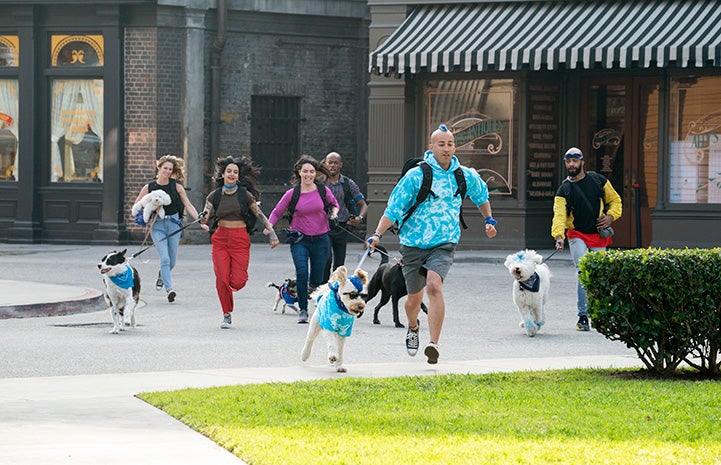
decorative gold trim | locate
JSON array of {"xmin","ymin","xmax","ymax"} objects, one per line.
[
  {"xmin": 0, "ymin": 35, "xmax": 19, "ymax": 67},
  {"xmin": 51, "ymin": 35, "xmax": 104, "ymax": 67}
]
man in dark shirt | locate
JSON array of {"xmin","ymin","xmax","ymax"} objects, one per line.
[
  {"xmin": 551, "ymin": 147, "xmax": 622, "ymax": 331},
  {"xmin": 322, "ymin": 152, "xmax": 368, "ymax": 283}
]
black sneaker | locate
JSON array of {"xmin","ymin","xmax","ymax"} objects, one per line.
[
  {"xmin": 167, "ymin": 290, "xmax": 176, "ymax": 303},
  {"xmin": 155, "ymin": 271, "xmax": 163, "ymax": 291},
  {"xmin": 221, "ymin": 312, "xmax": 232, "ymax": 329},
  {"xmin": 405, "ymin": 319, "xmax": 420, "ymax": 356},
  {"xmin": 298, "ymin": 310, "xmax": 309, "ymax": 324},
  {"xmin": 424, "ymin": 342, "xmax": 439, "ymax": 364},
  {"xmin": 576, "ymin": 315, "xmax": 590, "ymax": 331}
]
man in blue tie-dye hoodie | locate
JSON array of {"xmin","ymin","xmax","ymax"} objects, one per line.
[{"xmin": 368, "ymin": 124, "xmax": 497, "ymax": 365}]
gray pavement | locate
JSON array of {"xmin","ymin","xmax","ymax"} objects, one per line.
[{"xmin": 0, "ymin": 242, "xmax": 642, "ymax": 465}]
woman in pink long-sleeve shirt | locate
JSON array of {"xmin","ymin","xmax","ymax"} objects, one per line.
[{"xmin": 266, "ymin": 155, "xmax": 339, "ymax": 323}]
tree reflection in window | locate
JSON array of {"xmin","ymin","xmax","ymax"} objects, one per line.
[
  {"xmin": 0, "ymin": 126, "xmax": 16, "ymax": 180},
  {"xmin": 56, "ymin": 125, "xmax": 101, "ymax": 182}
]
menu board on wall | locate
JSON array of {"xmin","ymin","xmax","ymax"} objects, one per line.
[{"xmin": 527, "ymin": 83, "xmax": 560, "ymax": 199}]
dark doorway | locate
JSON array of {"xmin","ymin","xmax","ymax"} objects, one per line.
[{"xmin": 580, "ymin": 77, "xmax": 659, "ymax": 248}]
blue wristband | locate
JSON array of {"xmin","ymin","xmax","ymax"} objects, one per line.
[{"xmin": 484, "ymin": 216, "xmax": 497, "ymax": 226}]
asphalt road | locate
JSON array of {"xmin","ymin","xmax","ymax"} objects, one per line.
[{"xmin": 0, "ymin": 242, "xmax": 635, "ymax": 379}]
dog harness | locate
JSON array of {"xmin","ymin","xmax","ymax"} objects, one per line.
[
  {"xmin": 108, "ymin": 265, "xmax": 134, "ymax": 289},
  {"xmin": 280, "ymin": 282, "xmax": 297, "ymax": 305},
  {"xmin": 518, "ymin": 272, "xmax": 540, "ymax": 293},
  {"xmin": 316, "ymin": 277, "xmax": 363, "ymax": 337}
]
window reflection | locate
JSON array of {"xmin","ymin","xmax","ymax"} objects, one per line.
[
  {"xmin": 51, "ymin": 79, "xmax": 103, "ymax": 182},
  {"xmin": 0, "ymin": 79, "xmax": 18, "ymax": 181},
  {"xmin": 0, "ymin": 35, "xmax": 19, "ymax": 67},
  {"xmin": 425, "ymin": 79, "xmax": 516, "ymax": 195},
  {"xmin": 669, "ymin": 76, "xmax": 721, "ymax": 204}
]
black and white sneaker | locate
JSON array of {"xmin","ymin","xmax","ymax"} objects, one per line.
[
  {"xmin": 405, "ymin": 319, "xmax": 420, "ymax": 356},
  {"xmin": 576, "ymin": 315, "xmax": 590, "ymax": 331},
  {"xmin": 221, "ymin": 312, "xmax": 232, "ymax": 329},
  {"xmin": 155, "ymin": 271, "xmax": 163, "ymax": 291},
  {"xmin": 167, "ymin": 290, "xmax": 176, "ymax": 303},
  {"xmin": 424, "ymin": 342, "xmax": 439, "ymax": 364}
]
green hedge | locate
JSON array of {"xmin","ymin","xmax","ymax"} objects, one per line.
[{"xmin": 579, "ymin": 248, "xmax": 721, "ymax": 375}]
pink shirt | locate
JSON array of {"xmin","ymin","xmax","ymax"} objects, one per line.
[{"xmin": 269, "ymin": 186, "xmax": 338, "ymax": 236}]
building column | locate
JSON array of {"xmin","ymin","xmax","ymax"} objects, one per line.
[{"xmin": 182, "ymin": 7, "xmax": 207, "ymax": 217}]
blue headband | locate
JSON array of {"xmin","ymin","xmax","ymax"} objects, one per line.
[{"xmin": 564, "ymin": 148, "xmax": 584, "ymax": 160}]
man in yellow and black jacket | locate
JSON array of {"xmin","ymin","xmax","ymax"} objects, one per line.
[{"xmin": 551, "ymin": 147, "xmax": 622, "ymax": 331}]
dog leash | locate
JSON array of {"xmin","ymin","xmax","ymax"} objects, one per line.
[
  {"xmin": 333, "ymin": 222, "xmax": 402, "ymax": 264},
  {"xmin": 131, "ymin": 214, "xmax": 206, "ymax": 259},
  {"xmin": 542, "ymin": 249, "xmax": 559, "ymax": 264}
]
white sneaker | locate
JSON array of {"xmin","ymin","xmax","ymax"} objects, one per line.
[
  {"xmin": 424, "ymin": 342, "xmax": 439, "ymax": 364},
  {"xmin": 221, "ymin": 312, "xmax": 232, "ymax": 329}
]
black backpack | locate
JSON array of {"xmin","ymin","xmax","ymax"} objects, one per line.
[
  {"xmin": 286, "ymin": 182, "xmax": 333, "ymax": 223},
  {"xmin": 208, "ymin": 186, "xmax": 258, "ymax": 236},
  {"xmin": 339, "ymin": 176, "xmax": 357, "ymax": 216},
  {"xmin": 398, "ymin": 158, "xmax": 468, "ymax": 230}
]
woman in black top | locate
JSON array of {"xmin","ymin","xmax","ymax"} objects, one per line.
[{"xmin": 133, "ymin": 154, "xmax": 207, "ymax": 303}]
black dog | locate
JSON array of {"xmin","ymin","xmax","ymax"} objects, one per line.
[{"xmin": 365, "ymin": 245, "xmax": 427, "ymax": 328}]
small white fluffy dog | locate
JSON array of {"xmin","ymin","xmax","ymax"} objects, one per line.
[
  {"xmin": 504, "ymin": 249, "xmax": 551, "ymax": 337},
  {"xmin": 131, "ymin": 189, "xmax": 171, "ymax": 224},
  {"xmin": 301, "ymin": 266, "xmax": 368, "ymax": 372},
  {"xmin": 98, "ymin": 249, "xmax": 141, "ymax": 334}
]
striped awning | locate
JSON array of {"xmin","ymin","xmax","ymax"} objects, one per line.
[{"xmin": 369, "ymin": 1, "xmax": 721, "ymax": 75}]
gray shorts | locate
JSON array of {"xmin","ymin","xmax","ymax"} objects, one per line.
[{"xmin": 399, "ymin": 243, "xmax": 456, "ymax": 294}]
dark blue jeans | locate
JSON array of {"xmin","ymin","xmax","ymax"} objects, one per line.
[{"xmin": 290, "ymin": 233, "xmax": 331, "ymax": 312}]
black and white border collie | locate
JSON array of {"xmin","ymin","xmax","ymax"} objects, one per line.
[{"xmin": 98, "ymin": 249, "xmax": 141, "ymax": 334}]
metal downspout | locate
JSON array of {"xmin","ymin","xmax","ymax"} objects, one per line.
[{"xmin": 210, "ymin": 0, "xmax": 227, "ymax": 161}]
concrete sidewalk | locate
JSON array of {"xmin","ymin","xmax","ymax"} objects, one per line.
[
  {"xmin": 0, "ymin": 355, "xmax": 644, "ymax": 465},
  {"xmin": 0, "ymin": 243, "xmax": 642, "ymax": 465}
]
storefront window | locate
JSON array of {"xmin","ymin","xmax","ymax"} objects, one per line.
[
  {"xmin": 50, "ymin": 79, "xmax": 103, "ymax": 182},
  {"xmin": 0, "ymin": 80, "xmax": 18, "ymax": 181},
  {"xmin": 669, "ymin": 76, "xmax": 721, "ymax": 204},
  {"xmin": 425, "ymin": 79, "xmax": 515, "ymax": 195}
]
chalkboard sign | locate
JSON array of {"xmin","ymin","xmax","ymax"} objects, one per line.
[{"xmin": 527, "ymin": 83, "xmax": 560, "ymax": 199}]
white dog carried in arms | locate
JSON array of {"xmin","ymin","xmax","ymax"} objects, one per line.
[
  {"xmin": 301, "ymin": 266, "xmax": 368, "ymax": 372},
  {"xmin": 131, "ymin": 189, "xmax": 171, "ymax": 225},
  {"xmin": 504, "ymin": 249, "xmax": 551, "ymax": 337}
]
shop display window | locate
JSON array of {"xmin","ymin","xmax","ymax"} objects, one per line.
[
  {"xmin": 50, "ymin": 79, "xmax": 103, "ymax": 182},
  {"xmin": 669, "ymin": 75, "xmax": 721, "ymax": 204},
  {"xmin": 0, "ymin": 79, "xmax": 18, "ymax": 181},
  {"xmin": 425, "ymin": 79, "xmax": 516, "ymax": 196}
]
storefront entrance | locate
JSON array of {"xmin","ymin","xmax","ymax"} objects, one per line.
[{"xmin": 580, "ymin": 77, "xmax": 659, "ymax": 248}]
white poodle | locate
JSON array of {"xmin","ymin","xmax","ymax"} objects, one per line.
[
  {"xmin": 132, "ymin": 189, "xmax": 171, "ymax": 224},
  {"xmin": 504, "ymin": 249, "xmax": 551, "ymax": 337}
]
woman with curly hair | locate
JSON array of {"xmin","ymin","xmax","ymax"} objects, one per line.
[
  {"xmin": 133, "ymin": 154, "xmax": 207, "ymax": 303},
  {"xmin": 266, "ymin": 155, "xmax": 339, "ymax": 324},
  {"xmin": 200, "ymin": 156, "xmax": 279, "ymax": 329}
]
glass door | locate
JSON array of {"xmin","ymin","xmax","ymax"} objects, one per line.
[{"xmin": 580, "ymin": 77, "xmax": 658, "ymax": 248}]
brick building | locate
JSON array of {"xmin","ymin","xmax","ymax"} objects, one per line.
[{"xmin": 0, "ymin": 0, "xmax": 369, "ymax": 244}]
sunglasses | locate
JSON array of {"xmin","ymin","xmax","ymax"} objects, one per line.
[{"xmin": 343, "ymin": 291, "xmax": 368, "ymax": 300}]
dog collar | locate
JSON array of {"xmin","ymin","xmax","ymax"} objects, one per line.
[
  {"xmin": 519, "ymin": 272, "xmax": 540, "ymax": 293},
  {"xmin": 108, "ymin": 265, "xmax": 134, "ymax": 289}
]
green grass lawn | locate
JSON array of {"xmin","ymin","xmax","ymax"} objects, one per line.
[{"xmin": 139, "ymin": 369, "xmax": 721, "ymax": 465}]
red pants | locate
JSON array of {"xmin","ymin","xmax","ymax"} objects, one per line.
[{"xmin": 211, "ymin": 226, "xmax": 250, "ymax": 314}]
